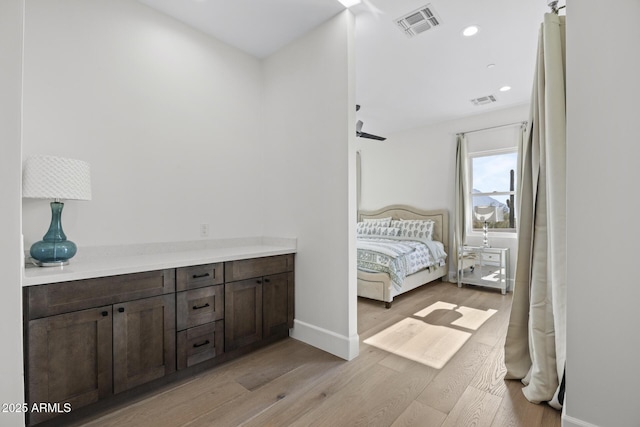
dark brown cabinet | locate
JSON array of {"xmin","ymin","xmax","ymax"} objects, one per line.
[
  {"xmin": 24, "ymin": 254, "xmax": 294, "ymax": 426},
  {"xmin": 113, "ymin": 294, "xmax": 176, "ymax": 393},
  {"xmin": 176, "ymin": 264, "xmax": 225, "ymax": 370},
  {"xmin": 262, "ymin": 271, "xmax": 294, "ymax": 339},
  {"xmin": 224, "ymin": 278, "xmax": 263, "ymax": 351},
  {"xmin": 224, "ymin": 255, "xmax": 294, "ymax": 351},
  {"xmin": 27, "ymin": 306, "xmax": 113, "ymax": 426},
  {"xmin": 24, "ymin": 270, "xmax": 176, "ymax": 426}
]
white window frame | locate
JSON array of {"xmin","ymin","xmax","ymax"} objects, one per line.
[{"xmin": 467, "ymin": 147, "xmax": 518, "ymax": 237}]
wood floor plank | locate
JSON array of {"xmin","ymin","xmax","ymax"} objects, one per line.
[
  {"xmin": 184, "ymin": 355, "xmax": 343, "ymax": 426},
  {"xmin": 243, "ymin": 341, "xmax": 393, "ymax": 427},
  {"xmin": 490, "ymin": 380, "xmax": 546, "ymax": 427},
  {"xmin": 441, "ymin": 386, "xmax": 502, "ymax": 427},
  {"xmin": 288, "ymin": 362, "xmax": 433, "ymax": 427},
  {"xmin": 390, "ymin": 400, "xmax": 447, "ymax": 427},
  {"xmin": 415, "ymin": 341, "xmax": 493, "ymax": 414},
  {"xmin": 469, "ymin": 343, "xmax": 508, "ymax": 397},
  {"xmin": 80, "ymin": 378, "xmax": 248, "ymax": 427},
  {"xmin": 71, "ymin": 280, "xmax": 561, "ymax": 427}
]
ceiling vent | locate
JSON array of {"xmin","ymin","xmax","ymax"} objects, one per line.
[
  {"xmin": 395, "ymin": 4, "xmax": 442, "ymax": 38},
  {"xmin": 471, "ymin": 95, "xmax": 497, "ymax": 106}
]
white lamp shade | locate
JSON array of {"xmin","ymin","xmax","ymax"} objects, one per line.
[
  {"xmin": 23, "ymin": 156, "xmax": 92, "ymax": 201},
  {"xmin": 474, "ymin": 205, "xmax": 504, "ymax": 222}
]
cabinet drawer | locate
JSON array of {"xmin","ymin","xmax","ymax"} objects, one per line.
[
  {"xmin": 177, "ymin": 320, "xmax": 224, "ymax": 370},
  {"xmin": 27, "ymin": 269, "xmax": 175, "ymax": 320},
  {"xmin": 176, "ymin": 263, "xmax": 223, "ymax": 291},
  {"xmin": 225, "ymin": 254, "xmax": 294, "ymax": 282},
  {"xmin": 176, "ymin": 285, "xmax": 224, "ymax": 331},
  {"xmin": 481, "ymin": 253, "xmax": 502, "ymax": 264}
]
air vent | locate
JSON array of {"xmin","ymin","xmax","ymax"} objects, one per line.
[
  {"xmin": 471, "ymin": 95, "xmax": 497, "ymax": 106},
  {"xmin": 396, "ymin": 4, "xmax": 442, "ymax": 38}
]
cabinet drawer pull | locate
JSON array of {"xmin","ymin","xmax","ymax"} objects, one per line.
[
  {"xmin": 118, "ymin": 307, "xmax": 125, "ymax": 313},
  {"xmin": 192, "ymin": 303, "xmax": 210, "ymax": 310},
  {"xmin": 193, "ymin": 340, "xmax": 210, "ymax": 348},
  {"xmin": 264, "ymin": 278, "xmax": 271, "ymax": 283},
  {"xmin": 101, "ymin": 311, "xmax": 109, "ymax": 317},
  {"xmin": 256, "ymin": 279, "xmax": 262, "ymax": 284},
  {"xmin": 192, "ymin": 273, "xmax": 210, "ymax": 279}
]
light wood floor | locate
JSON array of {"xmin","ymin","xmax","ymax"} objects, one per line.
[{"xmin": 77, "ymin": 281, "xmax": 561, "ymax": 427}]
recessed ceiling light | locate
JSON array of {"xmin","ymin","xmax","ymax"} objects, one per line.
[
  {"xmin": 487, "ymin": 63, "xmax": 496, "ymax": 69},
  {"xmin": 499, "ymin": 86, "xmax": 512, "ymax": 92},
  {"xmin": 462, "ymin": 25, "xmax": 479, "ymax": 37},
  {"xmin": 337, "ymin": 0, "xmax": 361, "ymax": 7}
]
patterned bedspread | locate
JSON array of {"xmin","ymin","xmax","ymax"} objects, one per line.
[{"xmin": 357, "ymin": 237, "xmax": 446, "ymax": 291}]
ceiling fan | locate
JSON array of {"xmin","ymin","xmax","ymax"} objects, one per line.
[{"xmin": 355, "ymin": 105, "xmax": 386, "ymax": 141}]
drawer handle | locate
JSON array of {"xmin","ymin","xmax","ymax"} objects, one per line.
[
  {"xmin": 192, "ymin": 303, "xmax": 210, "ymax": 310},
  {"xmin": 193, "ymin": 340, "xmax": 210, "ymax": 348},
  {"xmin": 192, "ymin": 273, "xmax": 210, "ymax": 279},
  {"xmin": 264, "ymin": 278, "xmax": 271, "ymax": 283},
  {"xmin": 118, "ymin": 307, "xmax": 125, "ymax": 313},
  {"xmin": 101, "ymin": 311, "xmax": 109, "ymax": 317},
  {"xmin": 256, "ymin": 279, "xmax": 262, "ymax": 284}
]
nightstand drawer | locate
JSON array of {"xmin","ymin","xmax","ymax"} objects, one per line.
[
  {"xmin": 176, "ymin": 263, "xmax": 223, "ymax": 291},
  {"xmin": 177, "ymin": 320, "xmax": 224, "ymax": 369},
  {"xmin": 482, "ymin": 252, "xmax": 501, "ymax": 264},
  {"xmin": 177, "ymin": 285, "xmax": 224, "ymax": 331}
]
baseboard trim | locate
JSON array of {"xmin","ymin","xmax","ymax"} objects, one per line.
[
  {"xmin": 290, "ymin": 319, "xmax": 359, "ymax": 361},
  {"xmin": 562, "ymin": 412, "xmax": 600, "ymax": 427}
]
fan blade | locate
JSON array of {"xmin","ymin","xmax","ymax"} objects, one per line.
[
  {"xmin": 359, "ymin": 132, "xmax": 386, "ymax": 141},
  {"xmin": 355, "ymin": 119, "xmax": 386, "ymax": 140}
]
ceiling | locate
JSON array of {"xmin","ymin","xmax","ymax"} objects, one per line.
[{"xmin": 137, "ymin": 0, "xmax": 553, "ymax": 136}]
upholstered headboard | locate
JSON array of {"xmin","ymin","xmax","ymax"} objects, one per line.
[{"xmin": 358, "ymin": 205, "xmax": 450, "ymax": 258}]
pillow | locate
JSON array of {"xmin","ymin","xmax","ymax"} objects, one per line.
[
  {"xmin": 356, "ymin": 222, "xmax": 401, "ymax": 237},
  {"xmin": 398, "ymin": 219, "xmax": 435, "ymax": 240},
  {"xmin": 362, "ymin": 217, "xmax": 392, "ymax": 227}
]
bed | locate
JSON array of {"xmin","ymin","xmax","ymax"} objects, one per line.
[{"xmin": 357, "ymin": 205, "xmax": 449, "ymax": 308}]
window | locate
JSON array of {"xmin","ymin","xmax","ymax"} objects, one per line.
[{"xmin": 469, "ymin": 149, "xmax": 517, "ymax": 232}]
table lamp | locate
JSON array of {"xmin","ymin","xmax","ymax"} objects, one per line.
[
  {"xmin": 474, "ymin": 205, "xmax": 503, "ymax": 247},
  {"xmin": 22, "ymin": 155, "xmax": 92, "ymax": 266}
]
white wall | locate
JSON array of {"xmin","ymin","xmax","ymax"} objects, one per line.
[
  {"xmin": 0, "ymin": 0, "xmax": 26, "ymax": 425},
  {"xmin": 356, "ymin": 104, "xmax": 528, "ymax": 282},
  {"xmin": 22, "ymin": 0, "xmax": 265, "ymax": 248},
  {"xmin": 262, "ymin": 11, "xmax": 358, "ymax": 359},
  {"xmin": 565, "ymin": 0, "xmax": 640, "ymax": 426},
  {"xmin": 22, "ymin": 0, "xmax": 357, "ymax": 361}
]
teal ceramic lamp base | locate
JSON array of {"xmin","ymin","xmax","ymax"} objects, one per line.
[{"xmin": 30, "ymin": 201, "xmax": 77, "ymax": 267}]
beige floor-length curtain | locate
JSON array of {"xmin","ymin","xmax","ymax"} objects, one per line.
[
  {"xmin": 356, "ymin": 150, "xmax": 362, "ymax": 216},
  {"xmin": 453, "ymin": 134, "xmax": 468, "ymax": 277},
  {"xmin": 504, "ymin": 13, "xmax": 566, "ymax": 410}
]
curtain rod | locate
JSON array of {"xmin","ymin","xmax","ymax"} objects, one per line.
[{"xmin": 456, "ymin": 121, "xmax": 527, "ymax": 137}]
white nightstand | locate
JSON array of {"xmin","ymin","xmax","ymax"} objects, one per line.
[{"xmin": 458, "ymin": 245, "xmax": 510, "ymax": 294}]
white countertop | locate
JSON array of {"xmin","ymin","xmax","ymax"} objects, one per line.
[{"xmin": 23, "ymin": 236, "xmax": 297, "ymax": 286}]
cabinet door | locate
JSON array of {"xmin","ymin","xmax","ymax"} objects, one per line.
[
  {"xmin": 263, "ymin": 272, "xmax": 293, "ymax": 339},
  {"xmin": 113, "ymin": 294, "xmax": 176, "ymax": 394},
  {"xmin": 225, "ymin": 279, "xmax": 262, "ymax": 351},
  {"xmin": 27, "ymin": 306, "xmax": 113, "ymax": 425}
]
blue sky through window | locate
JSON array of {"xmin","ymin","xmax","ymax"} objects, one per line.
[{"xmin": 472, "ymin": 152, "xmax": 517, "ymax": 193}]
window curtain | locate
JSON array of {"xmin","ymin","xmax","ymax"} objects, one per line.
[
  {"xmin": 356, "ymin": 150, "xmax": 361, "ymax": 217},
  {"xmin": 453, "ymin": 134, "xmax": 468, "ymax": 277},
  {"xmin": 504, "ymin": 13, "xmax": 566, "ymax": 410}
]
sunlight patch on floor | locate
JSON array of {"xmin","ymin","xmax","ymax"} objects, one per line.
[{"xmin": 364, "ymin": 301, "xmax": 497, "ymax": 369}]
